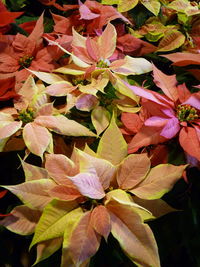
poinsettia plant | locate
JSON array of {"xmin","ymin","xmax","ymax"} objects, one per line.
[
  {"xmin": 0, "ymin": 116, "xmax": 187, "ymax": 266},
  {"xmin": 0, "ymin": 0, "xmax": 200, "ymax": 266}
]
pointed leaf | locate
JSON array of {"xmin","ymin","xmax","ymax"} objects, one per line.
[
  {"xmin": 179, "ymin": 127, "xmax": 200, "ymax": 161},
  {"xmin": 21, "ymin": 160, "xmax": 49, "ymax": 181},
  {"xmin": 0, "ymin": 205, "xmax": 41, "ymax": 235},
  {"xmin": 117, "ymin": 154, "xmax": 151, "ymax": 190},
  {"xmin": 0, "ymin": 120, "xmax": 22, "ymax": 139},
  {"xmin": 79, "ymin": 0, "xmax": 100, "ymax": 20},
  {"xmin": 97, "ymin": 23, "xmax": 116, "ymax": 59},
  {"xmin": 152, "ymin": 64, "xmax": 178, "ymax": 101},
  {"xmin": 97, "ymin": 114, "xmax": 127, "ymax": 165},
  {"xmin": 130, "ymin": 164, "xmax": 187, "ymax": 199},
  {"xmin": 91, "ymin": 205, "xmax": 111, "ymax": 240},
  {"xmin": 141, "ymin": 0, "xmax": 160, "ymax": 15},
  {"xmin": 157, "ymin": 30, "xmax": 185, "ymax": 52},
  {"xmin": 48, "ymin": 185, "xmax": 82, "ymax": 201},
  {"xmin": 112, "ymin": 56, "xmax": 152, "ymax": 76},
  {"xmin": 118, "ymin": 0, "xmax": 139, "ymax": 12},
  {"xmin": 34, "ymin": 115, "xmax": 96, "ymax": 137},
  {"xmin": 132, "ymin": 197, "xmax": 177, "ymax": 218},
  {"xmin": 107, "ymin": 203, "xmax": 160, "ymax": 267},
  {"xmin": 45, "ymin": 153, "xmax": 78, "ymax": 184},
  {"xmin": 30, "ymin": 199, "xmax": 78, "ymax": 248},
  {"xmin": 128, "ymin": 125, "xmax": 167, "ymax": 153},
  {"xmin": 68, "ymin": 171, "xmax": 105, "ymax": 199},
  {"xmin": 28, "ymin": 70, "xmax": 65, "ymax": 84},
  {"xmin": 46, "ymin": 38, "xmax": 90, "ymax": 68},
  {"xmin": 34, "ymin": 238, "xmax": 62, "ymax": 266},
  {"xmin": 3, "ymin": 179, "xmax": 56, "ymax": 210},
  {"xmin": 75, "ymin": 149, "xmax": 116, "ymax": 190},
  {"xmin": 69, "ymin": 211, "xmax": 101, "ymax": 266},
  {"xmin": 62, "ymin": 208, "xmax": 84, "ymax": 266},
  {"xmin": 23, "ymin": 122, "xmax": 51, "ymax": 158},
  {"xmin": 105, "ymin": 189, "xmax": 153, "ymax": 221},
  {"xmin": 91, "ymin": 106, "xmax": 110, "ymax": 135}
]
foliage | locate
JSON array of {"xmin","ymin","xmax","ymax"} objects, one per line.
[{"xmin": 0, "ymin": 0, "xmax": 200, "ymax": 266}]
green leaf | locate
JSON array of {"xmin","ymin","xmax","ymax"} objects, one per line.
[
  {"xmin": 30, "ymin": 200, "xmax": 78, "ymax": 249},
  {"xmin": 141, "ymin": 0, "xmax": 161, "ymax": 16},
  {"xmin": 157, "ymin": 30, "xmax": 185, "ymax": 52},
  {"xmin": 61, "ymin": 208, "xmax": 84, "ymax": 266}
]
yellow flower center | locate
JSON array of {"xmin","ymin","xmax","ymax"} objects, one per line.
[
  {"xmin": 177, "ymin": 104, "xmax": 199, "ymax": 122},
  {"xmin": 19, "ymin": 55, "xmax": 34, "ymax": 68},
  {"xmin": 18, "ymin": 108, "xmax": 35, "ymax": 123},
  {"xmin": 96, "ymin": 59, "xmax": 110, "ymax": 68}
]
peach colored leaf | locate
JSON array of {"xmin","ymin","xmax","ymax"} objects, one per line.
[
  {"xmin": 105, "ymin": 189, "xmax": 153, "ymax": 221},
  {"xmin": 107, "ymin": 202, "xmax": 160, "ymax": 267},
  {"xmin": 47, "ymin": 185, "xmax": 82, "ymax": 201},
  {"xmin": 28, "ymin": 70, "xmax": 65, "ymax": 84},
  {"xmin": 23, "ymin": 122, "xmax": 51, "ymax": 158},
  {"xmin": 97, "ymin": 114, "xmax": 127, "ymax": 165},
  {"xmin": 132, "ymin": 197, "xmax": 177, "ymax": 218},
  {"xmin": 91, "ymin": 106, "xmax": 110, "ymax": 135},
  {"xmin": 69, "ymin": 211, "xmax": 101, "ymax": 266},
  {"xmin": 68, "ymin": 171, "xmax": 105, "ymax": 199},
  {"xmin": 117, "ymin": 154, "xmax": 151, "ymax": 190},
  {"xmin": 179, "ymin": 127, "xmax": 200, "ymax": 161},
  {"xmin": 152, "ymin": 64, "xmax": 178, "ymax": 102},
  {"xmin": 72, "ymin": 27, "xmax": 87, "ymax": 48},
  {"xmin": 157, "ymin": 30, "xmax": 185, "ymax": 52},
  {"xmin": 97, "ymin": 23, "xmax": 116, "ymax": 60},
  {"xmin": 30, "ymin": 199, "xmax": 78, "ymax": 248},
  {"xmin": 45, "ymin": 154, "xmax": 78, "ymax": 184},
  {"xmin": 3, "ymin": 179, "xmax": 55, "ymax": 210},
  {"xmin": 46, "ymin": 82, "xmax": 76, "ymax": 96},
  {"xmin": 34, "ymin": 237, "xmax": 62, "ymax": 266},
  {"xmin": 21, "ymin": 159, "xmax": 49, "ymax": 181},
  {"xmin": 91, "ymin": 205, "xmax": 111, "ymax": 240},
  {"xmin": 75, "ymin": 149, "xmax": 116, "ymax": 190},
  {"xmin": 128, "ymin": 125, "xmax": 167, "ymax": 153},
  {"xmin": 17, "ymin": 75, "xmax": 38, "ymax": 103},
  {"xmin": 112, "ymin": 56, "xmax": 152, "ymax": 76},
  {"xmin": 79, "ymin": 0, "xmax": 100, "ymax": 20},
  {"xmin": 0, "ymin": 120, "xmax": 22, "ymax": 139},
  {"xmin": 28, "ymin": 13, "xmax": 44, "ymax": 43},
  {"xmin": 0, "ymin": 205, "xmax": 41, "ymax": 235},
  {"xmin": 61, "ymin": 208, "xmax": 84, "ymax": 267},
  {"xmin": 161, "ymin": 52, "xmax": 200, "ymax": 66},
  {"xmin": 46, "ymin": 38, "xmax": 90, "ymax": 68},
  {"xmin": 34, "ymin": 115, "xmax": 96, "ymax": 137},
  {"xmin": 36, "ymin": 103, "xmax": 54, "ymax": 116},
  {"xmin": 130, "ymin": 164, "xmax": 187, "ymax": 199}
]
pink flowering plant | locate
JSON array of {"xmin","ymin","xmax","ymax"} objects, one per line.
[{"xmin": 0, "ymin": 0, "xmax": 199, "ymax": 266}]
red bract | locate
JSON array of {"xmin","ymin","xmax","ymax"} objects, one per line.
[
  {"xmin": 0, "ymin": 14, "xmax": 62, "ymax": 91},
  {"xmin": 0, "ymin": 1, "xmax": 23, "ymax": 34},
  {"xmin": 122, "ymin": 65, "xmax": 200, "ymax": 160},
  {"xmin": 52, "ymin": 0, "xmax": 130, "ymax": 35},
  {"xmin": 0, "ymin": 77, "xmax": 19, "ymax": 101}
]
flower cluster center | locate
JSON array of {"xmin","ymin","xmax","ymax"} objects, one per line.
[
  {"xmin": 96, "ymin": 59, "xmax": 110, "ymax": 68},
  {"xmin": 71, "ymin": 77, "xmax": 89, "ymax": 86},
  {"xmin": 177, "ymin": 104, "xmax": 198, "ymax": 122},
  {"xmin": 18, "ymin": 107, "xmax": 35, "ymax": 123},
  {"xmin": 19, "ymin": 55, "xmax": 34, "ymax": 68}
]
